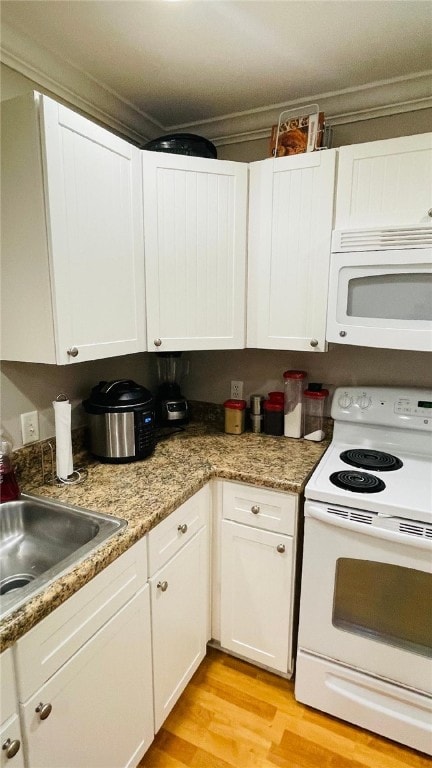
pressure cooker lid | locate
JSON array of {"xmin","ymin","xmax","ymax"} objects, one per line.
[
  {"xmin": 83, "ymin": 379, "xmax": 154, "ymax": 412},
  {"xmin": 143, "ymin": 133, "xmax": 217, "ymax": 159}
]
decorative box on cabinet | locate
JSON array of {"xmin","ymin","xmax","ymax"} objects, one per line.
[
  {"xmin": 247, "ymin": 149, "xmax": 337, "ymax": 352},
  {"xmin": 147, "ymin": 485, "xmax": 210, "ymax": 731},
  {"xmin": 334, "ymin": 133, "xmax": 432, "ymax": 238},
  {"xmin": 13, "ymin": 539, "xmax": 153, "ymax": 768},
  {"xmin": 1, "ymin": 92, "xmax": 146, "ymax": 364},
  {"xmin": 142, "ymin": 151, "xmax": 248, "ymax": 351},
  {"xmin": 217, "ymin": 481, "xmax": 299, "ymax": 676}
]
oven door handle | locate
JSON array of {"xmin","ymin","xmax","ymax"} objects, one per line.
[{"xmin": 305, "ymin": 503, "xmax": 432, "ymax": 551}]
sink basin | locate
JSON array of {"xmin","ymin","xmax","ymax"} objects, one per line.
[{"xmin": 0, "ymin": 493, "xmax": 127, "ymax": 620}]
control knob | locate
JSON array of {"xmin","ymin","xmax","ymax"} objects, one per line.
[
  {"xmin": 357, "ymin": 394, "xmax": 372, "ymax": 410},
  {"xmin": 338, "ymin": 393, "xmax": 353, "ymax": 409}
]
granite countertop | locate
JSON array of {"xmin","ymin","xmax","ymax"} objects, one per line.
[{"xmin": 0, "ymin": 422, "xmax": 330, "ymax": 651}]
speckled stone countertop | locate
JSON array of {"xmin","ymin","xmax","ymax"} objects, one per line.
[{"xmin": 0, "ymin": 421, "xmax": 330, "ymax": 652}]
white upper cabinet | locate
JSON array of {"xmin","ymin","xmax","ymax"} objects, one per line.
[
  {"xmin": 142, "ymin": 151, "xmax": 248, "ymax": 351},
  {"xmin": 1, "ymin": 92, "xmax": 146, "ymax": 364},
  {"xmin": 247, "ymin": 149, "xmax": 337, "ymax": 352},
  {"xmin": 334, "ymin": 133, "xmax": 432, "ymax": 237}
]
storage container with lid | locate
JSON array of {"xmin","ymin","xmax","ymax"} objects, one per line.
[
  {"xmin": 303, "ymin": 386, "xmax": 329, "ymax": 441},
  {"xmin": 263, "ymin": 399, "xmax": 284, "ymax": 436},
  {"xmin": 224, "ymin": 399, "xmax": 246, "ymax": 434},
  {"xmin": 283, "ymin": 370, "xmax": 307, "ymax": 438}
]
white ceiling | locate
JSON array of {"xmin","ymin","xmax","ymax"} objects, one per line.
[{"xmin": 1, "ymin": 0, "xmax": 431, "ymax": 144}]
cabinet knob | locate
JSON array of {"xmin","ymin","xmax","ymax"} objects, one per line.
[
  {"xmin": 35, "ymin": 702, "xmax": 52, "ymax": 720},
  {"xmin": 339, "ymin": 330, "xmax": 347, "ymax": 338},
  {"xmin": 276, "ymin": 544, "xmax": 286, "ymax": 553},
  {"xmin": 428, "ymin": 208, "xmax": 432, "ymax": 218},
  {"xmin": 157, "ymin": 580, "xmax": 168, "ymax": 592},
  {"xmin": 309, "ymin": 339, "xmax": 319, "ymax": 348},
  {"xmin": 67, "ymin": 347, "xmax": 79, "ymax": 357},
  {"xmin": 2, "ymin": 739, "xmax": 21, "ymax": 759},
  {"xmin": 154, "ymin": 338, "xmax": 162, "ymax": 348},
  {"xmin": 178, "ymin": 523, "xmax": 188, "ymax": 534},
  {"xmin": 251, "ymin": 505, "xmax": 260, "ymax": 514}
]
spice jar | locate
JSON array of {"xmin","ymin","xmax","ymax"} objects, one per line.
[
  {"xmin": 303, "ymin": 387, "xmax": 329, "ymax": 441},
  {"xmin": 249, "ymin": 394, "xmax": 264, "ymax": 433},
  {"xmin": 283, "ymin": 370, "xmax": 307, "ymax": 438},
  {"xmin": 224, "ymin": 399, "xmax": 246, "ymax": 434},
  {"xmin": 263, "ymin": 400, "xmax": 284, "ymax": 436}
]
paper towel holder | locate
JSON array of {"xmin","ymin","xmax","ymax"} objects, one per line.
[{"xmin": 41, "ymin": 441, "xmax": 88, "ymax": 486}]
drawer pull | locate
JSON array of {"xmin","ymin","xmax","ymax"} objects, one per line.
[
  {"xmin": 157, "ymin": 580, "xmax": 168, "ymax": 592},
  {"xmin": 67, "ymin": 347, "xmax": 79, "ymax": 357},
  {"xmin": 154, "ymin": 338, "xmax": 162, "ymax": 347},
  {"xmin": 178, "ymin": 523, "xmax": 188, "ymax": 534},
  {"xmin": 2, "ymin": 739, "xmax": 21, "ymax": 759},
  {"xmin": 251, "ymin": 505, "xmax": 260, "ymax": 514},
  {"xmin": 35, "ymin": 702, "xmax": 52, "ymax": 720},
  {"xmin": 310, "ymin": 339, "xmax": 319, "ymax": 348},
  {"xmin": 277, "ymin": 544, "xmax": 286, "ymax": 553}
]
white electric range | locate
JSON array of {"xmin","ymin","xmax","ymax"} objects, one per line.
[{"xmin": 295, "ymin": 386, "xmax": 432, "ymax": 756}]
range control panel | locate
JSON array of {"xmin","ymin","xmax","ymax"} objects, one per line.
[{"xmin": 332, "ymin": 387, "xmax": 432, "ymax": 430}]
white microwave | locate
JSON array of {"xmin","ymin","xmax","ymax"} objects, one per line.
[{"xmin": 326, "ymin": 248, "xmax": 432, "ymax": 351}]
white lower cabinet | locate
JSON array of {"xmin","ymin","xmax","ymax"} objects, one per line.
[
  {"xmin": 0, "ymin": 648, "xmax": 24, "ymax": 768},
  {"xmin": 148, "ymin": 486, "xmax": 210, "ymax": 732},
  {"xmin": 20, "ymin": 587, "xmax": 153, "ymax": 768},
  {"xmin": 218, "ymin": 481, "xmax": 299, "ymax": 676},
  {"xmin": 13, "ymin": 538, "xmax": 153, "ymax": 768}
]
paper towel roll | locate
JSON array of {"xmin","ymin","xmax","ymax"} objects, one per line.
[{"xmin": 53, "ymin": 400, "xmax": 73, "ymax": 480}]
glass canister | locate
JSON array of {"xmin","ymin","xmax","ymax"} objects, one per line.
[
  {"xmin": 303, "ymin": 387, "xmax": 329, "ymax": 441},
  {"xmin": 283, "ymin": 370, "xmax": 307, "ymax": 438},
  {"xmin": 263, "ymin": 400, "xmax": 284, "ymax": 436},
  {"xmin": 223, "ymin": 399, "xmax": 246, "ymax": 434}
]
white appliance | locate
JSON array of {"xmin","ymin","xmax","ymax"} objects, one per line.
[
  {"xmin": 295, "ymin": 386, "xmax": 432, "ymax": 755},
  {"xmin": 326, "ymin": 247, "xmax": 432, "ymax": 351}
]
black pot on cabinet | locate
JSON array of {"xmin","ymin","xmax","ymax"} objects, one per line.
[{"xmin": 83, "ymin": 380, "xmax": 155, "ymax": 463}]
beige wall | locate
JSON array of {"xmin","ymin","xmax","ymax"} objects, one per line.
[{"xmin": 1, "ymin": 63, "xmax": 431, "ymax": 449}]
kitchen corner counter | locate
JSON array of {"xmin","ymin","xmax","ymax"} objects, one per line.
[{"xmin": 0, "ymin": 423, "xmax": 330, "ymax": 651}]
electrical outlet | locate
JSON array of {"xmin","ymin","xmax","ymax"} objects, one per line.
[
  {"xmin": 21, "ymin": 411, "xmax": 39, "ymax": 444},
  {"xmin": 230, "ymin": 380, "xmax": 244, "ymax": 400}
]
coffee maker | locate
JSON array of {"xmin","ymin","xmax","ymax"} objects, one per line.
[{"xmin": 155, "ymin": 352, "xmax": 189, "ymax": 427}]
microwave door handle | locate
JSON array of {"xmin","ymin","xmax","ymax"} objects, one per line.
[{"xmin": 305, "ymin": 503, "xmax": 431, "ymax": 551}]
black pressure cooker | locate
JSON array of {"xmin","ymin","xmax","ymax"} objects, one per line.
[{"xmin": 83, "ymin": 380, "xmax": 155, "ymax": 463}]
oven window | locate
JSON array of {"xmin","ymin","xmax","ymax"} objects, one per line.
[
  {"xmin": 347, "ymin": 273, "xmax": 432, "ymax": 321},
  {"xmin": 333, "ymin": 559, "xmax": 432, "ymax": 657}
]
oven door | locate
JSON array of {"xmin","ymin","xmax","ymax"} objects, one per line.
[
  {"xmin": 298, "ymin": 501, "xmax": 432, "ymax": 694},
  {"xmin": 325, "ymin": 248, "xmax": 432, "ymax": 351}
]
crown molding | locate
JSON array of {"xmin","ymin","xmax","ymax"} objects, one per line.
[
  {"xmin": 0, "ymin": 21, "xmax": 161, "ymax": 145},
  {"xmin": 1, "ymin": 20, "xmax": 430, "ymax": 149},
  {"xmin": 173, "ymin": 71, "xmax": 432, "ymax": 146}
]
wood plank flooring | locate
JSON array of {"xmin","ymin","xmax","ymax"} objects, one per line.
[{"xmin": 138, "ymin": 648, "xmax": 430, "ymax": 768}]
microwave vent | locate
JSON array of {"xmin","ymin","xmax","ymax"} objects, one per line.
[{"xmin": 333, "ymin": 227, "xmax": 432, "ymax": 252}]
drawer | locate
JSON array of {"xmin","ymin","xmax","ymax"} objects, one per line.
[
  {"xmin": 147, "ymin": 485, "xmax": 209, "ymax": 576},
  {"xmin": 14, "ymin": 537, "xmax": 147, "ymax": 702},
  {"xmin": 222, "ymin": 481, "xmax": 297, "ymax": 535}
]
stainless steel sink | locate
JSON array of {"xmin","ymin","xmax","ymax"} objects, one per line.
[{"xmin": 0, "ymin": 493, "xmax": 127, "ymax": 620}]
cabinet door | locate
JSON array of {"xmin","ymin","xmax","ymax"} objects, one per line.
[
  {"xmin": 248, "ymin": 150, "xmax": 336, "ymax": 351},
  {"xmin": 150, "ymin": 526, "xmax": 209, "ymax": 731},
  {"xmin": 334, "ymin": 133, "xmax": 432, "ymax": 232},
  {"xmin": 41, "ymin": 95, "xmax": 146, "ymax": 363},
  {"xmin": 220, "ymin": 520, "xmax": 295, "ymax": 674},
  {"xmin": 0, "ymin": 715, "xmax": 25, "ymax": 768},
  {"xmin": 143, "ymin": 152, "xmax": 247, "ymax": 351},
  {"xmin": 20, "ymin": 586, "xmax": 154, "ymax": 768}
]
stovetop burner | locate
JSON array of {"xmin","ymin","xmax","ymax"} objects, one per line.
[
  {"xmin": 340, "ymin": 449, "xmax": 403, "ymax": 472},
  {"xmin": 330, "ymin": 470, "xmax": 386, "ymax": 493}
]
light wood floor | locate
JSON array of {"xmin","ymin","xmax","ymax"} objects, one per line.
[{"xmin": 138, "ymin": 647, "xmax": 430, "ymax": 768}]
